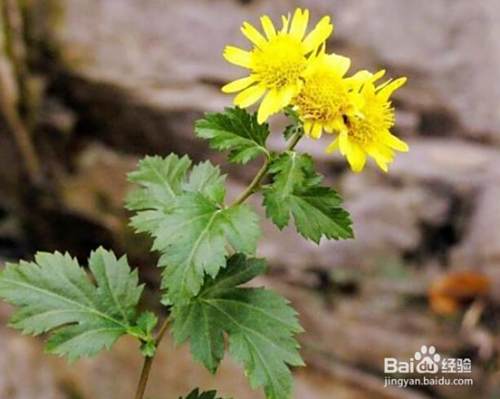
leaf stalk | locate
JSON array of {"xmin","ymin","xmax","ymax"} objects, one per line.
[
  {"xmin": 132, "ymin": 129, "xmax": 303, "ymax": 399},
  {"xmin": 230, "ymin": 131, "xmax": 303, "ymax": 207}
]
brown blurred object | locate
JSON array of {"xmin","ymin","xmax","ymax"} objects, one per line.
[
  {"xmin": 0, "ymin": 0, "xmax": 44, "ymax": 185},
  {"xmin": 429, "ymin": 271, "xmax": 491, "ymax": 315}
]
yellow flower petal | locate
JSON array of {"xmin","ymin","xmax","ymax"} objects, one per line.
[
  {"xmin": 338, "ymin": 131, "xmax": 351, "ymax": 155},
  {"xmin": 310, "ymin": 123, "xmax": 323, "ymax": 139},
  {"xmin": 290, "ymin": 9, "xmax": 309, "ymax": 40},
  {"xmin": 346, "ymin": 142, "xmax": 367, "ymax": 172},
  {"xmin": 280, "ymin": 14, "xmax": 290, "ymax": 33},
  {"xmin": 303, "ymin": 16, "xmax": 333, "ymax": 53},
  {"xmin": 260, "ymin": 15, "xmax": 276, "ymax": 39},
  {"xmin": 367, "ymin": 146, "xmax": 391, "ymax": 172},
  {"xmin": 370, "ymin": 70, "xmax": 386, "ymax": 85},
  {"xmin": 257, "ymin": 89, "xmax": 282, "ymax": 123},
  {"xmin": 383, "ymin": 133, "xmax": 409, "ymax": 152},
  {"xmin": 257, "ymin": 85, "xmax": 298, "ymax": 124},
  {"xmin": 223, "ymin": 46, "xmax": 252, "ymax": 68},
  {"xmin": 365, "ymin": 144, "xmax": 394, "ymax": 168},
  {"xmin": 222, "ymin": 76, "xmax": 256, "ymax": 93},
  {"xmin": 325, "ymin": 137, "xmax": 339, "ymax": 153},
  {"xmin": 348, "ymin": 91, "xmax": 365, "ymax": 111},
  {"xmin": 241, "ymin": 22, "xmax": 267, "ymax": 48},
  {"xmin": 278, "ymin": 84, "xmax": 299, "ymax": 108},
  {"xmin": 375, "ymin": 158, "xmax": 389, "ymax": 172},
  {"xmin": 234, "ymin": 85, "xmax": 266, "ymax": 108},
  {"xmin": 345, "ymin": 70, "xmax": 372, "ymax": 91},
  {"xmin": 329, "ymin": 117, "xmax": 348, "ymax": 134},
  {"xmin": 325, "ymin": 53, "xmax": 351, "ymax": 77},
  {"xmin": 378, "ymin": 77, "xmax": 407, "ymax": 101},
  {"xmin": 304, "ymin": 121, "xmax": 313, "ymax": 136}
]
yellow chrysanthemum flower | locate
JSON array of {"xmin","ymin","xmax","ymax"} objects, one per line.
[
  {"xmin": 326, "ymin": 71, "xmax": 409, "ymax": 173},
  {"xmin": 222, "ymin": 9, "xmax": 333, "ymax": 124},
  {"xmin": 292, "ymin": 47, "xmax": 356, "ymax": 139}
]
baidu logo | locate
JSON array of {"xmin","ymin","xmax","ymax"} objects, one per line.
[
  {"xmin": 384, "ymin": 345, "xmax": 471, "ymax": 375},
  {"xmin": 414, "ymin": 345, "xmax": 441, "ymax": 373}
]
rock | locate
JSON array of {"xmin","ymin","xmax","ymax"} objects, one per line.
[
  {"xmin": 4, "ymin": 2, "xmax": 498, "ymax": 398},
  {"xmin": 450, "ymin": 184, "xmax": 500, "ymax": 269},
  {"xmin": 44, "ymin": 0, "xmax": 500, "ymax": 142},
  {"xmin": 265, "ymin": 277, "xmax": 481, "ymax": 399},
  {"xmin": 260, "ymin": 137, "xmax": 500, "ymax": 275},
  {"xmin": 40, "ymin": 0, "xmax": 500, "ymax": 278},
  {"xmin": 0, "ymin": 306, "xmax": 65, "ymax": 399},
  {"xmin": 390, "ymin": 139, "xmax": 500, "ymax": 190},
  {"xmin": 58, "ymin": 142, "xmax": 138, "ymax": 232},
  {"xmin": 2, "ymin": 301, "xmax": 404, "ymax": 399},
  {"xmin": 39, "ymin": 98, "xmax": 76, "ymax": 135},
  {"xmin": 294, "ymin": 366, "xmax": 430, "ymax": 399},
  {"xmin": 320, "ymin": 187, "xmax": 444, "ymax": 269},
  {"xmin": 260, "ymin": 182, "xmax": 451, "ymax": 273},
  {"xmin": 327, "ymin": 0, "xmax": 500, "ymax": 138},
  {"xmin": 50, "ymin": 74, "xmax": 213, "ymax": 157},
  {"xmin": 449, "ymin": 183, "xmax": 500, "ymax": 305}
]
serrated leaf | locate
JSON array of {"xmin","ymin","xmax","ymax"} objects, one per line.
[
  {"xmin": 129, "ymin": 310, "xmax": 159, "ymax": 344},
  {"xmin": 128, "ymin": 311, "xmax": 158, "ymax": 357},
  {"xmin": 136, "ymin": 311, "xmax": 158, "ymax": 336},
  {"xmin": 157, "ymin": 192, "xmax": 260, "ymax": 303},
  {"xmin": 0, "ymin": 248, "xmax": 143, "ymax": 361},
  {"xmin": 263, "ymin": 152, "xmax": 353, "ymax": 243},
  {"xmin": 126, "ymin": 155, "xmax": 191, "ymax": 234},
  {"xmin": 179, "ymin": 388, "xmax": 225, "ymax": 399},
  {"xmin": 195, "ymin": 107, "xmax": 270, "ymax": 164},
  {"xmin": 183, "ymin": 161, "xmax": 226, "ymax": 205},
  {"xmin": 127, "ymin": 154, "xmax": 191, "ymax": 212},
  {"xmin": 141, "ymin": 339, "xmax": 157, "ymax": 357},
  {"xmin": 267, "ymin": 152, "xmax": 320, "ymax": 200},
  {"xmin": 127, "ymin": 155, "xmax": 261, "ymax": 304},
  {"xmin": 172, "ymin": 255, "xmax": 304, "ymax": 399}
]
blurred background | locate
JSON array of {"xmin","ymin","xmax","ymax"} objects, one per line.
[{"xmin": 1, "ymin": 0, "xmax": 499, "ymax": 398}]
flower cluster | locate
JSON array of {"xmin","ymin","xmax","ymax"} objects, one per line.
[{"xmin": 222, "ymin": 9, "xmax": 409, "ymax": 172}]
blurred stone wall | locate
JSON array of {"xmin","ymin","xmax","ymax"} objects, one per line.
[
  {"xmin": 42, "ymin": 0, "xmax": 500, "ymax": 277},
  {"xmin": 1, "ymin": 1, "xmax": 499, "ymax": 398},
  {"xmin": 53, "ymin": 0, "xmax": 500, "ymax": 138}
]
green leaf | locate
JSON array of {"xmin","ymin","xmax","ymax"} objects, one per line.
[
  {"xmin": 0, "ymin": 248, "xmax": 143, "ymax": 361},
  {"xmin": 127, "ymin": 155, "xmax": 261, "ymax": 304},
  {"xmin": 157, "ymin": 193, "xmax": 260, "ymax": 303},
  {"xmin": 179, "ymin": 388, "xmax": 225, "ymax": 399},
  {"xmin": 127, "ymin": 154, "xmax": 191, "ymax": 212},
  {"xmin": 263, "ymin": 152, "xmax": 353, "ymax": 243},
  {"xmin": 126, "ymin": 154, "xmax": 192, "ymax": 234},
  {"xmin": 141, "ymin": 340, "xmax": 157, "ymax": 357},
  {"xmin": 195, "ymin": 107, "xmax": 270, "ymax": 164},
  {"xmin": 283, "ymin": 107, "xmax": 304, "ymax": 141},
  {"xmin": 263, "ymin": 152, "xmax": 320, "ymax": 229},
  {"xmin": 136, "ymin": 311, "xmax": 158, "ymax": 336},
  {"xmin": 128, "ymin": 311, "xmax": 159, "ymax": 356},
  {"xmin": 183, "ymin": 161, "xmax": 226, "ymax": 205},
  {"xmin": 172, "ymin": 255, "xmax": 304, "ymax": 399}
]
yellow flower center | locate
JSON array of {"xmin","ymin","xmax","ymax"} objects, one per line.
[
  {"xmin": 251, "ymin": 35, "xmax": 307, "ymax": 90},
  {"xmin": 346, "ymin": 99, "xmax": 394, "ymax": 144},
  {"xmin": 293, "ymin": 72, "xmax": 349, "ymax": 124}
]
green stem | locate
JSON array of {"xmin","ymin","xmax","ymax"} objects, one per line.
[
  {"xmin": 134, "ymin": 355, "xmax": 154, "ymax": 399},
  {"xmin": 287, "ymin": 130, "xmax": 303, "ymax": 152},
  {"xmin": 133, "ymin": 316, "xmax": 170, "ymax": 399},
  {"xmin": 230, "ymin": 131, "xmax": 303, "ymax": 207},
  {"xmin": 132, "ymin": 129, "xmax": 303, "ymax": 399},
  {"xmin": 230, "ymin": 158, "xmax": 270, "ymax": 207}
]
